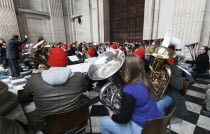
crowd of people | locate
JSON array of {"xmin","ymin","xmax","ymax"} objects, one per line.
[{"xmin": 0, "ymin": 34, "xmax": 209, "ymax": 134}]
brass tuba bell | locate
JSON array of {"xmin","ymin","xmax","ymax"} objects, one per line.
[
  {"xmin": 146, "ymin": 29, "xmax": 177, "ymax": 100},
  {"xmin": 29, "ymin": 40, "xmax": 50, "ymax": 69}
]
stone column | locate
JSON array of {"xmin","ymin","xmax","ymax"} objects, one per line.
[
  {"xmin": 0, "ymin": 0, "xmax": 20, "ymax": 40},
  {"xmin": 48, "ymin": 0, "xmax": 66, "ymax": 43}
]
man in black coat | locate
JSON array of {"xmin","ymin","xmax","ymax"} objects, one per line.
[
  {"xmin": 6, "ymin": 35, "xmax": 28, "ymax": 77},
  {"xmin": 185, "ymin": 46, "xmax": 209, "ymax": 83}
]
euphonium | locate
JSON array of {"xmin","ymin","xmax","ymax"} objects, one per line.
[
  {"xmin": 99, "ymin": 82, "xmax": 122, "ymax": 113},
  {"xmin": 29, "ymin": 40, "xmax": 50, "ymax": 69},
  {"xmin": 88, "ymin": 49, "xmax": 125, "ymax": 113}
]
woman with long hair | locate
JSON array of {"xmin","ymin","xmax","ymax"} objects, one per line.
[{"xmin": 100, "ymin": 54, "xmax": 162, "ymax": 134}]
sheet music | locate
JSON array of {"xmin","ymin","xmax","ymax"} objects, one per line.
[
  {"xmin": 67, "ymin": 63, "xmax": 91, "ymax": 72},
  {"xmin": 68, "ymin": 55, "xmax": 79, "ymax": 62}
]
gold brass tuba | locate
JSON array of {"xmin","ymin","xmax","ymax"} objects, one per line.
[
  {"xmin": 88, "ymin": 49, "xmax": 125, "ymax": 113},
  {"xmin": 146, "ymin": 45, "xmax": 176, "ymax": 100},
  {"xmin": 29, "ymin": 40, "xmax": 50, "ymax": 69}
]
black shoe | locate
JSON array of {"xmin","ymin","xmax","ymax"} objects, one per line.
[
  {"xmin": 26, "ymin": 66, "xmax": 32, "ymax": 69},
  {"xmin": 201, "ymin": 110, "xmax": 210, "ymax": 117},
  {"xmin": 189, "ymin": 82, "xmax": 194, "ymax": 86},
  {"xmin": 199, "ymin": 101, "xmax": 206, "ymax": 107}
]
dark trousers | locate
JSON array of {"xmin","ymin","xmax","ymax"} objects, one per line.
[{"xmin": 8, "ymin": 58, "xmax": 20, "ymax": 77}]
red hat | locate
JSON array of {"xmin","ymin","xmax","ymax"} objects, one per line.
[
  {"xmin": 68, "ymin": 45, "xmax": 73, "ymax": 48},
  {"xmin": 110, "ymin": 43, "xmax": 117, "ymax": 49},
  {"xmin": 119, "ymin": 47, "xmax": 125, "ymax": 51},
  {"xmin": 63, "ymin": 46, "xmax": 68, "ymax": 50},
  {"xmin": 134, "ymin": 48, "xmax": 145, "ymax": 58},
  {"xmin": 167, "ymin": 59, "xmax": 174, "ymax": 64},
  {"xmin": 168, "ymin": 45, "xmax": 175, "ymax": 50},
  {"xmin": 48, "ymin": 47, "xmax": 68, "ymax": 67},
  {"xmin": 87, "ymin": 47, "xmax": 95, "ymax": 57}
]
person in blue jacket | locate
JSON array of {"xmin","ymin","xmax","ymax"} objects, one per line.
[{"xmin": 100, "ymin": 54, "xmax": 162, "ymax": 134}]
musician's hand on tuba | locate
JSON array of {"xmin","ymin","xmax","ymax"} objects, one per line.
[{"xmin": 109, "ymin": 111, "xmax": 114, "ymax": 117}]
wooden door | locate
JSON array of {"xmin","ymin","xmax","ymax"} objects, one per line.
[{"xmin": 110, "ymin": 0, "xmax": 145, "ymax": 44}]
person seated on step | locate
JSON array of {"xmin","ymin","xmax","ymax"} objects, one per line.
[
  {"xmin": 100, "ymin": 54, "xmax": 162, "ymax": 134},
  {"xmin": 18, "ymin": 47, "xmax": 91, "ymax": 134},
  {"xmin": 200, "ymin": 84, "xmax": 210, "ymax": 117},
  {"xmin": 157, "ymin": 58, "xmax": 188, "ymax": 117},
  {"xmin": 184, "ymin": 46, "xmax": 209, "ymax": 83}
]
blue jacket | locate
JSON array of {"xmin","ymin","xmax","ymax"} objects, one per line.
[{"xmin": 112, "ymin": 80, "xmax": 162, "ymax": 127}]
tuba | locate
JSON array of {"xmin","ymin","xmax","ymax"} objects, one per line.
[
  {"xmin": 88, "ymin": 49, "xmax": 125, "ymax": 113},
  {"xmin": 29, "ymin": 40, "xmax": 50, "ymax": 69},
  {"xmin": 146, "ymin": 29, "xmax": 177, "ymax": 100}
]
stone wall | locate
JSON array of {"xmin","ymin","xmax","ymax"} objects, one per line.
[
  {"xmin": 200, "ymin": 0, "xmax": 210, "ymax": 49},
  {"xmin": 0, "ymin": 0, "xmax": 20, "ymax": 40},
  {"xmin": 144, "ymin": 0, "xmax": 207, "ymax": 47}
]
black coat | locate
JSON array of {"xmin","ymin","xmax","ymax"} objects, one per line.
[
  {"xmin": 167, "ymin": 64, "xmax": 188, "ymax": 117},
  {"xmin": 186, "ymin": 53, "xmax": 209, "ymax": 73},
  {"xmin": 6, "ymin": 38, "xmax": 27, "ymax": 59}
]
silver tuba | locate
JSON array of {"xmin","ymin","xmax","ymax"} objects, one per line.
[{"xmin": 88, "ymin": 49, "xmax": 125, "ymax": 113}]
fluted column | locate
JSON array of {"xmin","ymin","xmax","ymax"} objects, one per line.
[
  {"xmin": 144, "ymin": 0, "xmax": 206, "ymax": 46},
  {"xmin": 48, "ymin": 0, "xmax": 66, "ymax": 42},
  {"xmin": 0, "ymin": 0, "xmax": 20, "ymax": 40}
]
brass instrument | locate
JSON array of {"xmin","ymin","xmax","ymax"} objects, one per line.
[
  {"xmin": 99, "ymin": 82, "xmax": 122, "ymax": 113},
  {"xmin": 146, "ymin": 45, "xmax": 176, "ymax": 100},
  {"xmin": 88, "ymin": 49, "xmax": 125, "ymax": 113},
  {"xmin": 29, "ymin": 40, "xmax": 50, "ymax": 69}
]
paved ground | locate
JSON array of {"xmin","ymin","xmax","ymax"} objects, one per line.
[{"xmin": 0, "ymin": 70, "xmax": 210, "ymax": 134}]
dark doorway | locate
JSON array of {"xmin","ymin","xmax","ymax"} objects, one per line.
[{"xmin": 110, "ymin": 0, "xmax": 145, "ymax": 44}]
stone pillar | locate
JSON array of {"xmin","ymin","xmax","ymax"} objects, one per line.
[
  {"xmin": 143, "ymin": 0, "xmax": 206, "ymax": 47},
  {"xmin": 200, "ymin": 0, "xmax": 210, "ymax": 48},
  {"xmin": 98, "ymin": 0, "xmax": 110, "ymax": 43},
  {"xmin": 48, "ymin": 0, "xmax": 66, "ymax": 43},
  {"xmin": 0, "ymin": 0, "xmax": 20, "ymax": 40}
]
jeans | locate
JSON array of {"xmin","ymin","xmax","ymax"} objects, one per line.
[
  {"xmin": 100, "ymin": 116, "xmax": 142, "ymax": 134},
  {"xmin": 157, "ymin": 94, "xmax": 173, "ymax": 116},
  {"xmin": 185, "ymin": 69, "xmax": 195, "ymax": 83}
]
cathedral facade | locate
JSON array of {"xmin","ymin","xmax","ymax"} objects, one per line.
[{"xmin": 0, "ymin": 0, "xmax": 210, "ymax": 51}]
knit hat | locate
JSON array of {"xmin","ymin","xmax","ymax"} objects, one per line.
[
  {"xmin": 119, "ymin": 46, "xmax": 125, "ymax": 51},
  {"xmin": 134, "ymin": 48, "xmax": 145, "ymax": 58},
  {"xmin": 68, "ymin": 45, "xmax": 73, "ymax": 48},
  {"xmin": 110, "ymin": 43, "xmax": 117, "ymax": 49},
  {"xmin": 168, "ymin": 45, "xmax": 175, "ymax": 50},
  {"xmin": 63, "ymin": 46, "xmax": 68, "ymax": 50},
  {"xmin": 167, "ymin": 59, "xmax": 174, "ymax": 64},
  {"xmin": 48, "ymin": 47, "xmax": 68, "ymax": 67},
  {"xmin": 87, "ymin": 47, "xmax": 95, "ymax": 57}
]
